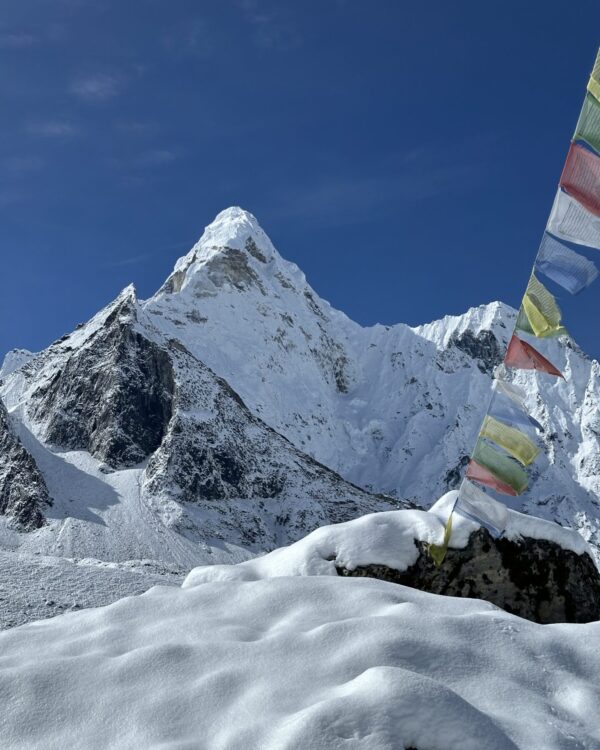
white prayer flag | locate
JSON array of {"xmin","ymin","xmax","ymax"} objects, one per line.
[
  {"xmin": 493, "ymin": 378, "xmax": 528, "ymax": 410},
  {"xmin": 455, "ymin": 480, "xmax": 509, "ymax": 538},
  {"xmin": 547, "ymin": 189, "xmax": 600, "ymax": 250}
]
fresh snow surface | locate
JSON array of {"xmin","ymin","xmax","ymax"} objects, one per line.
[
  {"xmin": 2, "ymin": 568, "xmax": 600, "ymax": 748},
  {"xmin": 183, "ymin": 495, "xmax": 594, "ymax": 588},
  {"xmin": 430, "ymin": 492, "xmax": 592, "ymax": 557}
]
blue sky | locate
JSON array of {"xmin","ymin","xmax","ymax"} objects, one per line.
[{"xmin": 2, "ymin": 1, "xmax": 600, "ymax": 359}]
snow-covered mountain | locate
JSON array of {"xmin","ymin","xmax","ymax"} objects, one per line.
[
  {"xmin": 0, "ymin": 277, "xmax": 389, "ymax": 559},
  {"xmin": 2, "ymin": 206, "xmax": 600, "ymax": 624},
  {"xmin": 142, "ymin": 207, "xmax": 600, "ymax": 545}
]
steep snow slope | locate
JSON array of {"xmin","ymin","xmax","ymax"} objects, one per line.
[
  {"xmin": 1, "ymin": 511, "xmax": 599, "ymax": 750},
  {"xmin": 143, "ymin": 207, "xmax": 600, "ymax": 546}
]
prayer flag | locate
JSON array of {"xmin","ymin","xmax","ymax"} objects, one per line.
[
  {"xmin": 547, "ymin": 189, "xmax": 600, "ymax": 250},
  {"xmin": 574, "ymin": 94, "xmax": 600, "ymax": 154},
  {"xmin": 471, "ymin": 439, "xmax": 529, "ymax": 494},
  {"xmin": 427, "ymin": 513, "xmax": 453, "ymax": 567},
  {"xmin": 560, "ymin": 143, "xmax": 600, "ymax": 217},
  {"xmin": 480, "ymin": 415, "xmax": 540, "ymax": 466},
  {"xmin": 520, "ymin": 274, "xmax": 566, "ymax": 338},
  {"xmin": 467, "ymin": 438, "xmax": 527, "ymax": 495},
  {"xmin": 515, "ymin": 305, "xmax": 535, "ymax": 337},
  {"xmin": 490, "ymin": 387, "xmax": 543, "ymax": 432},
  {"xmin": 536, "ymin": 232, "xmax": 599, "ymax": 294},
  {"xmin": 493, "ymin": 378, "xmax": 528, "ymax": 407},
  {"xmin": 466, "ymin": 459, "xmax": 518, "ymax": 496},
  {"xmin": 455, "ymin": 480, "xmax": 508, "ymax": 538},
  {"xmin": 504, "ymin": 335, "xmax": 564, "ymax": 378},
  {"xmin": 588, "ymin": 48, "xmax": 600, "ymax": 103}
]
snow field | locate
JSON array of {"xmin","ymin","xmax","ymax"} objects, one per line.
[
  {"xmin": 1, "ymin": 574, "xmax": 599, "ymax": 749},
  {"xmin": 1, "ymin": 503, "xmax": 598, "ymax": 749}
]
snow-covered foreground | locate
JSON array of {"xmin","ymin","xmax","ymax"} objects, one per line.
[
  {"xmin": 1, "ymin": 504, "xmax": 599, "ymax": 750},
  {"xmin": 2, "ymin": 576, "xmax": 600, "ymax": 750}
]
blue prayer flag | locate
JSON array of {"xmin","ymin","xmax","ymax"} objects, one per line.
[{"xmin": 536, "ymin": 232, "xmax": 599, "ymax": 294}]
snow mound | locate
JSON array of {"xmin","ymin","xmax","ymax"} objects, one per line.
[
  {"xmin": 184, "ymin": 493, "xmax": 593, "ymax": 588},
  {"xmin": 2, "ymin": 573, "xmax": 600, "ymax": 749}
]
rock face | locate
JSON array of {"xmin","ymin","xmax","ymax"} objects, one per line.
[
  {"xmin": 0, "ymin": 401, "xmax": 50, "ymax": 529},
  {"xmin": 29, "ymin": 290, "xmax": 175, "ymax": 469},
  {"xmin": 337, "ymin": 529, "xmax": 600, "ymax": 624},
  {"xmin": 143, "ymin": 339, "xmax": 394, "ymax": 549}
]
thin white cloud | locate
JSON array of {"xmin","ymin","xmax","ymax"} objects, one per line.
[
  {"xmin": 274, "ymin": 161, "xmax": 482, "ymax": 226},
  {"xmin": 4, "ymin": 156, "xmax": 45, "ymax": 174},
  {"xmin": 70, "ymin": 73, "xmax": 121, "ymax": 102},
  {"xmin": 237, "ymin": 0, "xmax": 301, "ymax": 50},
  {"xmin": 163, "ymin": 18, "xmax": 214, "ymax": 58},
  {"xmin": 115, "ymin": 120, "xmax": 159, "ymax": 136},
  {"xmin": 135, "ymin": 149, "xmax": 179, "ymax": 167},
  {"xmin": 0, "ymin": 188, "xmax": 25, "ymax": 207},
  {"xmin": 26, "ymin": 120, "xmax": 78, "ymax": 138},
  {"xmin": 0, "ymin": 32, "xmax": 36, "ymax": 49},
  {"xmin": 101, "ymin": 253, "xmax": 153, "ymax": 269}
]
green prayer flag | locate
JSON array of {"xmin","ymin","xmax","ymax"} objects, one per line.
[
  {"xmin": 480, "ymin": 415, "xmax": 540, "ymax": 466},
  {"xmin": 574, "ymin": 94, "xmax": 600, "ymax": 155},
  {"xmin": 472, "ymin": 439, "xmax": 528, "ymax": 495},
  {"xmin": 515, "ymin": 305, "xmax": 535, "ymax": 336}
]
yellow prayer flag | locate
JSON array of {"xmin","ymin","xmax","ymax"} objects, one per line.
[
  {"xmin": 587, "ymin": 48, "xmax": 600, "ymax": 102},
  {"xmin": 588, "ymin": 76, "xmax": 600, "ymax": 103},
  {"xmin": 480, "ymin": 415, "xmax": 540, "ymax": 466},
  {"xmin": 521, "ymin": 274, "xmax": 567, "ymax": 338},
  {"xmin": 427, "ymin": 512, "xmax": 453, "ymax": 567}
]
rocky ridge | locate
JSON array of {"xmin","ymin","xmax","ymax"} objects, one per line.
[{"xmin": 0, "ymin": 400, "xmax": 50, "ymax": 530}]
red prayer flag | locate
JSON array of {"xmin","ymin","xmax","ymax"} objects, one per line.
[
  {"xmin": 465, "ymin": 459, "xmax": 518, "ymax": 497},
  {"xmin": 560, "ymin": 143, "xmax": 600, "ymax": 218},
  {"xmin": 504, "ymin": 335, "xmax": 564, "ymax": 378}
]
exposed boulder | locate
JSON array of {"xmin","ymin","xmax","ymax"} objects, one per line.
[
  {"xmin": 0, "ymin": 400, "xmax": 50, "ymax": 529},
  {"xmin": 337, "ymin": 524, "xmax": 600, "ymax": 624}
]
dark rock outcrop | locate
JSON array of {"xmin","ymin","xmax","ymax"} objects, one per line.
[
  {"xmin": 449, "ymin": 329, "xmax": 503, "ymax": 374},
  {"xmin": 0, "ymin": 401, "xmax": 50, "ymax": 529},
  {"xmin": 29, "ymin": 293, "xmax": 175, "ymax": 469},
  {"xmin": 336, "ymin": 528, "xmax": 600, "ymax": 624}
]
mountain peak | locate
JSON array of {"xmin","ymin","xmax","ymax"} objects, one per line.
[
  {"xmin": 202, "ymin": 206, "xmax": 262, "ymax": 247},
  {"xmin": 172, "ymin": 206, "xmax": 275, "ymax": 275}
]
